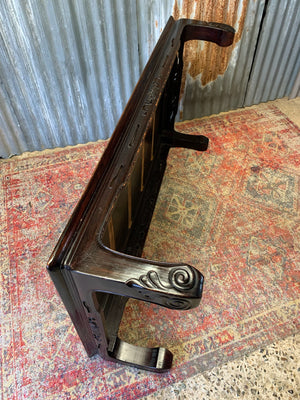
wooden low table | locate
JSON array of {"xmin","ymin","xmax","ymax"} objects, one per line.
[{"xmin": 47, "ymin": 17, "xmax": 234, "ymax": 372}]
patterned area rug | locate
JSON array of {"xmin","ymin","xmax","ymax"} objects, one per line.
[{"xmin": 1, "ymin": 102, "xmax": 299, "ymax": 399}]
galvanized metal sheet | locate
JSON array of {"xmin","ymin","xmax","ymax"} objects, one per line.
[
  {"xmin": 0, "ymin": 0, "xmax": 144, "ymax": 157},
  {"xmin": 244, "ymin": 0, "xmax": 300, "ymax": 106}
]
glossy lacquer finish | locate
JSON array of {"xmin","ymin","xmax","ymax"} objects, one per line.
[{"xmin": 47, "ymin": 17, "xmax": 235, "ymax": 372}]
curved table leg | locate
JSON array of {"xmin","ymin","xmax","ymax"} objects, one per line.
[{"xmin": 110, "ymin": 338, "xmax": 173, "ymax": 372}]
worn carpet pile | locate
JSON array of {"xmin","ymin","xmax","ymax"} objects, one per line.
[{"xmin": 1, "ymin": 101, "xmax": 299, "ymax": 399}]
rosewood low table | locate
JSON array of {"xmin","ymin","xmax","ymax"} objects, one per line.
[{"xmin": 47, "ymin": 17, "xmax": 235, "ymax": 372}]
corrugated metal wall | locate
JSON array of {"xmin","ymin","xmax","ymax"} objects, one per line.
[
  {"xmin": 0, "ymin": 0, "xmax": 299, "ymax": 158},
  {"xmin": 244, "ymin": 0, "xmax": 300, "ymax": 106},
  {"xmin": 0, "ymin": 1, "xmax": 143, "ymax": 157}
]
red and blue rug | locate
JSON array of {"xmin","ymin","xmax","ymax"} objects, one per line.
[{"xmin": 1, "ymin": 102, "xmax": 299, "ymax": 399}]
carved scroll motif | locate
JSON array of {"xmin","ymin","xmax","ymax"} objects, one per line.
[{"xmin": 126, "ymin": 265, "xmax": 196, "ymax": 293}]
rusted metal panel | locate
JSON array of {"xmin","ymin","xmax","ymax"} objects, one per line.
[
  {"xmin": 174, "ymin": 0, "xmax": 266, "ymax": 120},
  {"xmin": 173, "ymin": 0, "xmax": 250, "ymax": 86}
]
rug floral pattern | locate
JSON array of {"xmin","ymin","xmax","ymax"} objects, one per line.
[{"xmin": 1, "ymin": 103, "xmax": 299, "ymax": 399}]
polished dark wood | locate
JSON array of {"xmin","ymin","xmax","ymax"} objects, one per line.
[{"xmin": 47, "ymin": 17, "xmax": 235, "ymax": 372}]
